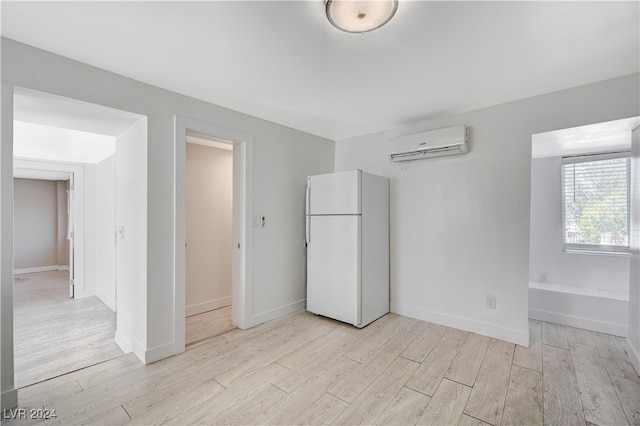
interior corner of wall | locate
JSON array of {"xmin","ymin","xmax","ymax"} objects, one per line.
[
  {"xmin": 114, "ymin": 330, "xmax": 133, "ymax": 355},
  {"xmin": 1, "ymin": 388, "xmax": 18, "ymax": 411},
  {"xmin": 625, "ymin": 336, "xmax": 640, "ymax": 375}
]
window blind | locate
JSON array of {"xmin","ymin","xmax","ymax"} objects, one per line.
[{"xmin": 561, "ymin": 153, "xmax": 629, "ymax": 251}]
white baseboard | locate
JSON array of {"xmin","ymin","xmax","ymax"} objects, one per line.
[
  {"xmin": 14, "ymin": 265, "xmax": 59, "ymax": 275},
  {"xmin": 391, "ymin": 302, "xmax": 529, "ymax": 346},
  {"xmin": 248, "ymin": 299, "xmax": 306, "ymax": 329},
  {"xmin": 186, "ymin": 296, "xmax": 232, "ymax": 317},
  {"xmin": 529, "ymin": 286, "xmax": 628, "ymax": 337},
  {"xmin": 624, "ymin": 338, "xmax": 640, "ymax": 376},
  {"xmin": 114, "ymin": 330, "xmax": 133, "ymax": 355},
  {"xmin": 143, "ymin": 342, "xmax": 175, "ymax": 365},
  {"xmin": 57, "ymin": 265, "xmax": 69, "ymax": 272},
  {"xmin": 529, "ymin": 308, "xmax": 628, "ymax": 337},
  {"xmin": 1, "ymin": 388, "xmax": 18, "ymax": 411}
]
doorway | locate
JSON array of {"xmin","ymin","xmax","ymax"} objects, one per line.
[
  {"xmin": 174, "ymin": 116, "xmax": 254, "ymax": 354},
  {"xmin": 11, "ymin": 86, "xmax": 147, "ymax": 386},
  {"xmin": 185, "ymin": 132, "xmax": 236, "ymax": 347},
  {"xmin": 528, "ymin": 117, "xmax": 640, "ymax": 336}
]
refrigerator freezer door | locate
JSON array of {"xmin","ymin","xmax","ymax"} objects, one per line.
[
  {"xmin": 307, "ymin": 170, "xmax": 360, "ymax": 215},
  {"xmin": 306, "ymin": 215, "xmax": 361, "ymax": 326}
]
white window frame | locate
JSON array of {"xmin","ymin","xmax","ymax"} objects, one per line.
[{"xmin": 561, "ymin": 151, "xmax": 630, "ymax": 255}]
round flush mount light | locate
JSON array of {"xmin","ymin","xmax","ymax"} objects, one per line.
[{"xmin": 325, "ymin": 0, "xmax": 399, "ymax": 34}]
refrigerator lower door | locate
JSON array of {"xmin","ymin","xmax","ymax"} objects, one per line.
[{"xmin": 306, "ymin": 215, "xmax": 361, "ymax": 326}]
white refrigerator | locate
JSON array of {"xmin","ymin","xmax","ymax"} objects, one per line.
[{"xmin": 305, "ymin": 169, "xmax": 389, "ymax": 328}]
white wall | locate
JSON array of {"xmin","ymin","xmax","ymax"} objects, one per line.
[
  {"xmin": 186, "ymin": 143, "xmax": 232, "ymax": 316},
  {"xmin": 529, "ymin": 156, "xmax": 629, "ymax": 294},
  {"xmin": 94, "ymin": 156, "xmax": 116, "ymax": 311},
  {"xmin": 629, "ymin": 124, "xmax": 640, "ymax": 373},
  {"xmin": 84, "ymin": 164, "xmax": 97, "ymax": 294},
  {"xmin": 0, "ymin": 37, "xmax": 323, "ymax": 407},
  {"xmin": 13, "ymin": 178, "xmax": 59, "ymax": 270},
  {"xmin": 335, "ymin": 73, "xmax": 640, "ymax": 346},
  {"xmin": 2, "ymin": 82, "xmax": 18, "ymax": 409},
  {"xmin": 115, "ymin": 119, "xmax": 148, "ymax": 359}
]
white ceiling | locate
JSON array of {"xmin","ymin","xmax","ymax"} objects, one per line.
[{"xmin": 2, "ymin": 1, "xmax": 638, "ymax": 141}]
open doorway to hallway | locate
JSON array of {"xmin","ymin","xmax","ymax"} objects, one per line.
[
  {"xmin": 184, "ymin": 132, "xmax": 236, "ymax": 348},
  {"xmin": 12, "ymin": 86, "xmax": 147, "ymax": 387}
]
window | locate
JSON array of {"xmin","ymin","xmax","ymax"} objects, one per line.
[{"xmin": 561, "ymin": 152, "xmax": 630, "ymax": 253}]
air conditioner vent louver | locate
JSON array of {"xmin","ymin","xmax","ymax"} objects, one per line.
[{"xmin": 387, "ymin": 125, "xmax": 469, "ymax": 162}]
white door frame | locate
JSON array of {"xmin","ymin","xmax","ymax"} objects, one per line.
[
  {"xmin": 13, "ymin": 158, "xmax": 86, "ymax": 297},
  {"xmin": 174, "ymin": 116, "xmax": 254, "ymax": 354}
]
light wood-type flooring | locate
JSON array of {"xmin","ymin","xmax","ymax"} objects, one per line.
[
  {"xmin": 13, "ymin": 271, "xmax": 124, "ymax": 388},
  {"xmin": 5, "ymin": 306, "xmax": 639, "ymax": 425},
  {"xmin": 185, "ymin": 306, "xmax": 235, "ymax": 350}
]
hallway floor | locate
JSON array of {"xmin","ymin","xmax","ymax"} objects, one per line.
[{"xmin": 13, "ymin": 271, "xmax": 123, "ymax": 388}]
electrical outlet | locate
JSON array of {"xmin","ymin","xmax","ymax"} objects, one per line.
[{"xmin": 486, "ymin": 295, "xmax": 496, "ymax": 309}]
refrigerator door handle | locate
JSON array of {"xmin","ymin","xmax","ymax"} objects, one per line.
[
  {"xmin": 305, "ymin": 178, "xmax": 311, "ymax": 215},
  {"xmin": 306, "ymin": 216, "xmax": 311, "ymax": 244}
]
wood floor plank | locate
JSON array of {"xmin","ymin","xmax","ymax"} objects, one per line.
[
  {"xmin": 129, "ymin": 379, "xmax": 224, "ymax": 425},
  {"xmin": 75, "ymin": 405, "xmax": 132, "ymax": 425},
  {"xmin": 213, "ymin": 320, "xmax": 332, "ymax": 387},
  {"xmin": 210, "ymin": 384, "xmax": 287, "ymax": 425},
  {"xmin": 13, "ymin": 271, "xmax": 123, "ymax": 388},
  {"xmin": 501, "ymin": 365, "xmax": 543, "ymax": 426},
  {"xmin": 276, "ymin": 327, "xmax": 348, "ymax": 370},
  {"xmin": 513, "ymin": 320, "xmax": 543, "ymax": 372},
  {"xmin": 458, "ymin": 414, "xmax": 492, "ymax": 426},
  {"xmin": 589, "ymin": 331, "xmax": 640, "ymax": 382},
  {"xmin": 445, "ymin": 333, "xmax": 490, "ymax": 386},
  {"xmin": 270, "ymin": 326, "xmax": 361, "ymax": 394},
  {"xmin": 185, "ymin": 306, "xmax": 235, "ymax": 348},
  {"xmin": 401, "ymin": 322, "xmax": 448, "ymax": 363},
  {"xmin": 343, "ymin": 314, "xmax": 411, "ymax": 363},
  {"xmin": 405, "ymin": 327, "xmax": 468, "ymax": 397},
  {"xmin": 463, "ymin": 338, "xmax": 514, "ymax": 425},
  {"xmin": 266, "ymin": 356, "xmax": 358, "ymax": 425},
  {"xmin": 417, "ymin": 378, "xmax": 471, "ymax": 426},
  {"xmin": 328, "ymin": 329, "xmax": 416, "ymax": 403},
  {"xmin": 564, "ymin": 326, "xmax": 595, "ymax": 346},
  {"xmin": 374, "ymin": 387, "xmax": 430, "ymax": 425},
  {"xmin": 159, "ymin": 363, "xmax": 289, "ymax": 425},
  {"xmin": 612, "ymin": 375, "xmax": 640, "ymax": 425},
  {"xmin": 334, "ymin": 357, "xmax": 419, "ymax": 425},
  {"xmin": 7, "ymin": 301, "xmax": 635, "ymax": 426},
  {"xmin": 542, "ymin": 322, "xmax": 569, "ymax": 349},
  {"xmin": 292, "ymin": 392, "xmax": 349, "ymax": 425},
  {"xmin": 570, "ymin": 341, "xmax": 628, "ymax": 426},
  {"xmin": 542, "ymin": 345, "xmax": 586, "ymax": 426}
]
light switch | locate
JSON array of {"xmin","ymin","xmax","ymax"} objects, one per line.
[{"xmin": 252, "ymin": 215, "xmax": 266, "ymax": 228}]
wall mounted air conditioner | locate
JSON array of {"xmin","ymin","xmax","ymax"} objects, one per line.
[{"xmin": 387, "ymin": 125, "xmax": 469, "ymax": 162}]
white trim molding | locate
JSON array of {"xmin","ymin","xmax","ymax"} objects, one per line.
[
  {"xmin": 13, "ymin": 265, "xmax": 59, "ymax": 275},
  {"xmin": 391, "ymin": 302, "xmax": 529, "ymax": 346},
  {"xmin": 250, "ymin": 299, "xmax": 306, "ymax": 328},
  {"xmin": 174, "ymin": 115, "xmax": 254, "ymax": 356},
  {"xmin": 186, "ymin": 297, "xmax": 232, "ymax": 317}
]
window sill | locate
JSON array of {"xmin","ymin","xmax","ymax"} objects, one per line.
[{"xmin": 562, "ymin": 248, "xmax": 630, "ymax": 257}]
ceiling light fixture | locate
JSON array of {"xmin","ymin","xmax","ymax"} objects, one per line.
[{"xmin": 325, "ymin": 0, "xmax": 398, "ymax": 34}]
